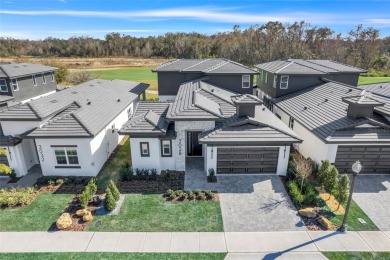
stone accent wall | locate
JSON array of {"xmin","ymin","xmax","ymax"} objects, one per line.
[{"xmin": 174, "ymin": 121, "xmax": 215, "ymax": 171}]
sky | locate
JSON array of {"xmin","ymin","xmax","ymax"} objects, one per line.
[{"xmin": 0, "ymin": 0, "xmax": 389, "ymax": 40}]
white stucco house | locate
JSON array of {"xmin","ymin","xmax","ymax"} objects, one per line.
[{"xmin": 0, "ymin": 79, "xmax": 148, "ymax": 177}]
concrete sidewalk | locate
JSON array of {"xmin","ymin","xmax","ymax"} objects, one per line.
[{"xmin": 1, "ymin": 231, "xmax": 390, "ymax": 254}]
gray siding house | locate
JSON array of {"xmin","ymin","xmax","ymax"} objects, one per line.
[
  {"xmin": 0, "ymin": 63, "xmax": 58, "ymax": 106},
  {"xmin": 152, "ymin": 59, "xmax": 257, "ymax": 101}
]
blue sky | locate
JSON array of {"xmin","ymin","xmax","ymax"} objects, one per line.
[{"xmin": 0, "ymin": 0, "xmax": 389, "ymax": 40}]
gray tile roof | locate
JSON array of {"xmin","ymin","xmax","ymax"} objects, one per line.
[
  {"xmin": 273, "ymin": 81, "xmax": 390, "ymax": 143},
  {"xmin": 231, "ymin": 94, "xmax": 262, "ymax": 105},
  {"xmin": 0, "ymin": 63, "xmax": 57, "ymax": 78},
  {"xmin": 358, "ymin": 81, "xmax": 390, "ymax": 98},
  {"xmin": 0, "ymin": 95, "xmax": 14, "ymax": 104},
  {"xmin": 0, "ymin": 79, "xmax": 149, "ymax": 138},
  {"xmin": 255, "ymin": 59, "xmax": 366, "ymax": 75},
  {"xmin": 119, "ymin": 101, "xmax": 172, "ymax": 136},
  {"xmin": 342, "ymin": 95, "xmax": 385, "ymax": 106},
  {"xmin": 153, "ymin": 59, "xmax": 257, "ymax": 74},
  {"xmin": 167, "ymin": 79, "xmax": 236, "ymax": 120},
  {"xmin": 199, "ymin": 106, "xmax": 302, "ymax": 145}
]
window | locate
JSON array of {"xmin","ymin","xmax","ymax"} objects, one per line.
[
  {"xmin": 273, "ymin": 75, "xmax": 277, "ymax": 88},
  {"xmin": 54, "ymin": 147, "xmax": 79, "ymax": 165},
  {"xmin": 242, "ymin": 75, "xmax": 250, "ymax": 88},
  {"xmin": 0, "ymin": 79, "xmax": 7, "ymax": 92},
  {"xmin": 32, "ymin": 75, "xmax": 37, "ymax": 86},
  {"xmin": 140, "ymin": 142, "xmax": 150, "ymax": 157},
  {"xmin": 42, "ymin": 74, "xmax": 46, "ymax": 84},
  {"xmin": 50, "ymin": 72, "xmax": 55, "ymax": 82},
  {"xmin": 264, "ymin": 72, "xmax": 268, "ymax": 84},
  {"xmin": 280, "ymin": 75, "xmax": 289, "ymax": 89},
  {"xmin": 161, "ymin": 140, "xmax": 172, "ymax": 157},
  {"xmin": 263, "ymin": 95, "xmax": 274, "ymax": 112},
  {"xmin": 11, "ymin": 79, "xmax": 19, "ymax": 91},
  {"xmin": 289, "ymin": 117, "xmax": 295, "ymax": 130}
]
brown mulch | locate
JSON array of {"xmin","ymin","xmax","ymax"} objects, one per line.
[
  {"xmin": 117, "ymin": 171, "xmax": 185, "ymax": 194},
  {"xmin": 164, "ymin": 193, "xmax": 220, "ymax": 202},
  {"xmin": 53, "ymin": 184, "xmax": 87, "ymax": 194},
  {"xmin": 48, "ymin": 196, "xmax": 98, "ymax": 232},
  {"xmin": 300, "ymin": 207, "xmax": 336, "ymax": 231}
]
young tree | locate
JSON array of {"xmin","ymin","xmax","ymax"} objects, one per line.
[
  {"xmin": 104, "ymin": 188, "xmax": 116, "ymax": 212},
  {"xmin": 324, "ymin": 167, "xmax": 339, "ymax": 200},
  {"xmin": 335, "ymin": 174, "xmax": 350, "ymax": 210},
  {"xmin": 317, "ymin": 160, "xmax": 332, "ymax": 190},
  {"xmin": 294, "ymin": 155, "xmax": 313, "ymax": 192},
  {"xmin": 108, "ymin": 180, "xmax": 120, "ymax": 201}
]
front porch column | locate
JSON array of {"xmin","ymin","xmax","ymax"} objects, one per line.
[{"xmin": 7, "ymin": 144, "xmax": 28, "ymax": 177}]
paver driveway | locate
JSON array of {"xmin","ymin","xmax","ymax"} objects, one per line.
[
  {"xmin": 185, "ymin": 158, "xmax": 305, "ymax": 232},
  {"xmin": 353, "ymin": 175, "xmax": 390, "ymax": 231}
]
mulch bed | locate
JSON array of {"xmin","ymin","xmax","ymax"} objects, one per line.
[
  {"xmin": 117, "ymin": 171, "xmax": 184, "ymax": 194},
  {"xmin": 164, "ymin": 193, "xmax": 220, "ymax": 202},
  {"xmin": 53, "ymin": 184, "xmax": 87, "ymax": 194},
  {"xmin": 48, "ymin": 196, "xmax": 99, "ymax": 232},
  {"xmin": 301, "ymin": 207, "xmax": 337, "ymax": 231}
]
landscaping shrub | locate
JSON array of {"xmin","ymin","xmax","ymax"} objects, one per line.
[
  {"xmin": 108, "ymin": 180, "xmax": 120, "ymax": 201},
  {"xmin": 166, "ymin": 189, "xmax": 176, "ymax": 200},
  {"xmin": 194, "ymin": 189, "xmax": 202, "ymax": 197},
  {"xmin": 104, "ymin": 188, "xmax": 116, "ymax": 212},
  {"xmin": 286, "ymin": 161, "xmax": 297, "ymax": 180},
  {"xmin": 55, "ymin": 179, "xmax": 64, "ymax": 185},
  {"xmin": 335, "ymin": 174, "xmax": 350, "ymax": 210},
  {"xmin": 119, "ymin": 162, "xmax": 133, "ymax": 181},
  {"xmin": 78, "ymin": 179, "xmax": 97, "ymax": 208},
  {"xmin": 163, "ymin": 169, "xmax": 173, "ymax": 182},
  {"xmin": 36, "ymin": 176, "xmax": 91, "ymax": 186},
  {"xmin": 204, "ymin": 190, "xmax": 214, "ymax": 200},
  {"xmin": 288, "ymin": 180, "xmax": 318, "ymax": 207},
  {"xmin": 186, "ymin": 190, "xmax": 195, "ymax": 200},
  {"xmin": 207, "ymin": 168, "xmax": 217, "ymax": 182},
  {"xmin": 175, "ymin": 190, "xmax": 184, "ymax": 198},
  {"xmin": 197, "ymin": 192, "xmax": 207, "ymax": 201},
  {"xmin": 288, "ymin": 181, "xmax": 304, "ymax": 206},
  {"xmin": 0, "ymin": 188, "xmax": 36, "ymax": 207},
  {"xmin": 149, "ymin": 169, "xmax": 157, "ymax": 181},
  {"xmin": 135, "ymin": 168, "xmax": 143, "ymax": 180}
]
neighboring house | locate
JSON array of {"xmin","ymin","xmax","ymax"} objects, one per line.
[
  {"xmin": 358, "ymin": 82, "xmax": 390, "ymax": 98},
  {"xmin": 254, "ymin": 59, "xmax": 367, "ymax": 110},
  {"xmin": 0, "ymin": 62, "xmax": 58, "ymax": 107},
  {"xmin": 120, "ymin": 78, "xmax": 302, "ymax": 175},
  {"xmin": 271, "ymin": 80, "xmax": 390, "ymax": 174},
  {"xmin": 0, "ymin": 79, "xmax": 148, "ymax": 177},
  {"xmin": 152, "ymin": 58, "xmax": 257, "ymax": 101}
]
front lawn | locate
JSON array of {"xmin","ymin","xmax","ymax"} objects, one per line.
[
  {"xmin": 321, "ymin": 199, "xmax": 379, "ymax": 231},
  {"xmin": 0, "ymin": 253, "xmax": 226, "ymax": 260},
  {"xmin": 0, "ymin": 193, "xmax": 73, "ymax": 231},
  {"xmin": 358, "ymin": 76, "xmax": 390, "ymax": 85},
  {"xmin": 96, "ymin": 137, "xmax": 130, "ymax": 192},
  {"xmin": 324, "ymin": 252, "xmax": 390, "ymax": 260},
  {"xmin": 89, "ymin": 194, "xmax": 223, "ymax": 232}
]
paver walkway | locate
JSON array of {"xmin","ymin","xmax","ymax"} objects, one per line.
[
  {"xmin": 1, "ymin": 231, "xmax": 390, "ymax": 254},
  {"xmin": 352, "ymin": 175, "xmax": 390, "ymax": 231},
  {"xmin": 0, "ymin": 165, "xmax": 42, "ymax": 189},
  {"xmin": 185, "ymin": 158, "xmax": 304, "ymax": 232}
]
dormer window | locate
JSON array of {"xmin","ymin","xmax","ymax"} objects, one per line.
[
  {"xmin": 0, "ymin": 79, "xmax": 7, "ymax": 92},
  {"xmin": 280, "ymin": 75, "xmax": 289, "ymax": 89},
  {"xmin": 32, "ymin": 75, "xmax": 37, "ymax": 86},
  {"xmin": 51, "ymin": 72, "xmax": 55, "ymax": 82},
  {"xmin": 42, "ymin": 74, "xmax": 46, "ymax": 84},
  {"xmin": 242, "ymin": 75, "xmax": 250, "ymax": 88},
  {"xmin": 11, "ymin": 79, "xmax": 19, "ymax": 91}
]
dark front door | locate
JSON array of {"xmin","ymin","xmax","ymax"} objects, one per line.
[{"xmin": 187, "ymin": 131, "xmax": 203, "ymax": 156}]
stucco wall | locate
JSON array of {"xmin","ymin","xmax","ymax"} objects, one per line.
[
  {"xmin": 130, "ymin": 138, "xmax": 162, "ymax": 172},
  {"xmin": 174, "ymin": 121, "xmax": 215, "ymax": 171}
]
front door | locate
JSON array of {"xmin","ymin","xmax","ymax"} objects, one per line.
[{"xmin": 187, "ymin": 131, "xmax": 203, "ymax": 157}]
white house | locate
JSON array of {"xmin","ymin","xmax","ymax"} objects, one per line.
[{"xmin": 0, "ymin": 79, "xmax": 148, "ymax": 177}]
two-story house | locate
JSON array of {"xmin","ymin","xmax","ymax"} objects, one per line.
[
  {"xmin": 120, "ymin": 59, "xmax": 302, "ymax": 176},
  {"xmin": 152, "ymin": 59, "xmax": 258, "ymax": 101},
  {"xmin": 0, "ymin": 78, "xmax": 148, "ymax": 177},
  {"xmin": 254, "ymin": 59, "xmax": 390, "ymax": 174},
  {"xmin": 0, "ymin": 62, "xmax": 58, "ymax": 107}
]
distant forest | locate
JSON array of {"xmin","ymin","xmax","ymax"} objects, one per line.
[{"xmin": 1, "ymin": 22, "xmax": 390, "ymax": 71}]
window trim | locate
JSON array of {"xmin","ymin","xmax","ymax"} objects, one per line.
[
  {"xmin": 161, "ymin": 139, "xmax": 172, "ymax": 157},
  {"xmin": 280, "ymin": 75, "xmax": 289, "ymax": 89},
  {"xmin": 264, "ymin": 72, "xmax": 268, "ymax": 84},
  {"xmin": 32, "ymin": 75, "xmax": 37, "ymax": 86},
  {"xmin": 42, "ymin": 74, "xmax": 46, "ymax": 84},
  {"xmin": 273, "ymin": 75, "xmax": 277, "ymax": 88},
  {"xmin": 53, "ymin": 147, "xmax": 80, "ymax": 166},
  {"xmin": 140, "ymin": 142, "xmax": 150, "ymax": 157},
  {"xmin": 0, "ymin": 79, "xmax": 8, "ymax": 92},
  {"xmin": 242, "ymin": 75, "xmax": 250, "ymax": 88},
  {"xmin": 50, "ymin": 72, "xmax": 55, "ymax": 82},
  {"xmin": 11, "ymin": 78, "xmax": 19, "ymax": 91},
  {"xmin": 289, "ymin": 117, "xmax": 295, "ymax": 130}
]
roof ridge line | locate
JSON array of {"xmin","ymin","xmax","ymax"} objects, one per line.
[
  {"xmin": 193, "ymin": 91, "xmax": 223, "ymax": 118},
  {"xmin": 182, "ymin": 59, "xmax": 210, "ymax": 71},
  {"xmin": 304, "ymin": 59, "xmax": 340, "ymax": 72},
  {"xmin": 71, "ymin": 112, "xmax": 94, "ymax": 136},
  {"xmin": 275, "ymin": 61, "xmax": 294, "ymax": 73},
  {"xmin": 325, "ymin": 59, "xmax": 367, "ymax": 72},
  {"xmin": 293, "ymin": 60, "xmax": 329, "ymax": 74},
  {"xmin": 26, "ymin": 102, "xmax": 41, "ymax": 119},
  {"xmin": 199, "ymin": 82, "xmax": 235, "ymax": 105},
  {"xmin": 222, "ymin": 58, "xmax": 257, "ymax": 72},
  {"xmin": 153, "ymin": 59, "xmax": 181, "ymax": 71},
  {"xmin": 203, "ymin": 60, "xmax": 228, "ymax": 73}
]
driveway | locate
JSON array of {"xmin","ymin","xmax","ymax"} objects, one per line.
[
  {"xmin": 353, "ymin": 175, "xmax": 390, "ymax": 231},
  {"xmin": 185, "ymin": 158, "xmax": 305, "ymax": 232}
]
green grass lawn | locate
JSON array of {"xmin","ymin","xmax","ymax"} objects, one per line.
[
  {"xmin": 358, "ymin": 76, "xmax": 390, "ymax": 85},
  {"xmin": 0, "ymin": 253, "xmax": 226, "ymax": 260},
  {"xmin": 90, "ymin": 67, "xmax": 158, "ymax": 91},
  {"xmin": 89, "ymin": 194, "xmax": 223, "ymax": 232},
  {"xmin": 96, "ymin": 137, "xmax": 130, "ymax": 192},
  {"xmin": 324, "ymin": 252, "xmax": 390, "ymax": 260},
  {"xmin": 321, "ymin": 199, "xmax": 379, "ymax": 231},
  {"xmin": 0, "ymin": 193, "xmax": 73, "ymax": 231}
]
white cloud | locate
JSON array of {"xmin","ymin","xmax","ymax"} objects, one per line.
[{"xmin": 366, "ymin": 19, "xmax": 390, "ymax": 25}]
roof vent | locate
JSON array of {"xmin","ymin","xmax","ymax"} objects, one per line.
[
  {"xmin": 324, "ymin": 98, "xmax": 328, "ymax": 102},
  {"xmin": 304, "ymin": 106, "xmax": 308, "ymax": 110},
  {"xmin": 380, "ymin": 85, "xmax": 383, "ymax": 88},
  {"xmin": 50, "ymin": 100, "xmax": 58, "ymax": 103},
  {"xmin": 117, "ymin": 99, "xmax": 121, "ymax": 102},
  {"xmin": 262, "ymin": 107, "xmax": 265, "ymax": 111},
  {"xmin": 211, "ymin": 89, "xmax": 214, "ymax": 92},
  {"xmin": 348, "ymin": 89, "xmax": 353, "ymax": 92},
  {"xmin": 87, "ymin": 99, "xmax": 91, "ymax": 105}
]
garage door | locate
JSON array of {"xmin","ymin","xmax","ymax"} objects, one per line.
[
  {"xmin": 217, "ymin": 147, "xmax": 279, "ymax": 174},
  {"xmin": 334, "ymin": 146, "xmax": 390, "ymax": 174}
]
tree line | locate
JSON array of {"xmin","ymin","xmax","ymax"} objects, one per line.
[{"xmin": 1, "ymin": 22, "xmax": 389, "ymax": 71}]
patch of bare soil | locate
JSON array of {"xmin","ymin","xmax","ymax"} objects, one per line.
[{"xmin": 319, "ymin": 192, "xmax": 345, "ymax": 215}]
